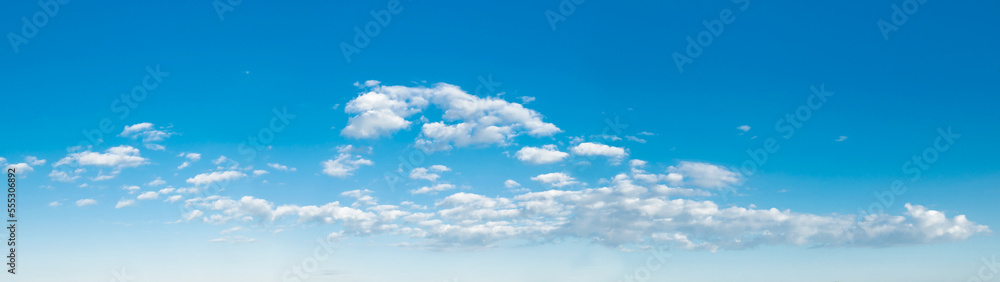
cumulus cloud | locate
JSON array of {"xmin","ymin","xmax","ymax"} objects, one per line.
[
  {"xmin": 180, "ymin": 169, "xmax": 990, "ymax": 252},
  {"xmin": 76, "ymin": 199, "xmax": 97, "ymax": 207},
  {"xmin": 410, "ymin": 167, "xmax": 443, "ymax": 181},
  {"xmin": 515, "ymin": 145, "xmax": 569, "ymax": 164},
  {"xmin": 341, "ymin": 83, "xmax": 561, "ymax": 151},
  {"xmin": 267, "ymin": 163, "xmax": 296, "ymax": 172},
  {"xmin": 49, "ymin": 169, "xmax": 84, "ymax": 182},
  {"xmin": 55, "ymin": 145, "xmax": 149, "ymax": 169},
  {"xmin": 147, "ymin": 177, "xmax": 166, "ymax": 186},
  {"xmin": 120, "ymin": 122, "xmax": 175, "ymax": 150},
  {"xmin": 504, "ymin": 180, "xmax": 520, "ymax": 188},
  {"xmin": 531, "ymin": 172, "xmax": 578, "ymax": 187},
  {"xmin": 252, "ymin": 170, "xmax": 268, "ymax": 176},
  {"xmin": 137, "ymin": 191, "xmax": 159, "ymax": 200},
  {"xmin": 321, "ymin": 146, "xmax": 373, "ymax": 178},
  {"xmin": 186, "ymin": 171, "xmax": 246, "ymax": 186},
  {"xmin": 668, "ymin": 161, "xmax": 740, "ymax": 189},
  {"xmin": 411, "ymin": 184, "xmax": 457, "ymax": 195},
  {"xmin": 570, "ymin": 142, "xmax": 628, "ymax": 164},
  {"xmin": 25, "ymin": 156, "xmax": 46, "ymax": 166},
  {"xmin": 115, "ymin": 199, "xmax": 136, "ymax": 208}
]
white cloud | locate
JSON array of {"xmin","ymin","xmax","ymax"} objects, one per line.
[
  {"xmin": 341, "ymin": 83, "xmax": 561, "ymax": 151},
  {"xmin": 49, "ymin": 169, "xmax": 84, "ymax": 182},
  {"xmin": 75, "ymin": 199, "xmax": 97, "ymax": 207},
  {"xmin": 55, "ymin": 145, "xmax": 149, "ymax": 168},
  {"xmin": 504, "ymin": 180, "xmax": 520, "ymax": 188},
  {"xmin": 625, "ymin": 136, "xmax": 647, "ymax": 143},
  {"xmin": 518, "ymin": 96, "xmax": 536, "ymax": 104},
  {"xmin": 515, "ymin": 145, "xmax": 569, "ymax": 164},
  {"xmin": 321, "ymin": 146, "xmax": 373, "ymax": 178},
  {"xmin": 181, "ymin": 153, "xmax": 202, "ymax": 162},
  {"xmin": 120, "ymin": 122, "xmax": 174, "ymax": 150},
  {"xmin": 186, "ymin": 171, "xmax": 246, "ymax": 186},
  {"xmin": 25, "ymin": 156, "xmax": 46, "ymax": 166},
  {"xmin": 115, "ymin": 199, "xmax": 136, "ymax": 208},
  {"xmin": 570, "ymin": 142, "xmax": 628, "ymax": 163},
  {"xmin": 122, "ymin": 185, "xmax": 141, "ymax": 194},
  {"xmin": 409, "ymin": 167, "xmax": 442, "ymax": 181},
  {"xmin": 531, "ymin": 172, "xmax": 578, "ymax": 187},
  {"xmin": 411, "ymin": 184, "xmax": 457, "ymax": 195},
  {"xmin": 48, "ymin": 201, "xmax": 61, "ymax": 207},
  {"xmin": 148, "ymin": 177, "xmax": 166, "ymax": 186},
  {"xmin": 5, "ymin": 163, "xmax": 32, "ymax": 174},
  {"xmin": 253, "ymin": 170, "xmax": 269, "ymax": 176},
  {"xmin": 180, "ymin": 171, "xmax": 990, "ymax": 252},
  {"xmin": 209, "ymin": 236, "xmax": 258, "ymax": 243},
  {"xmin": 91, "ymin": 170, "xmax": 118, "ymax": 181},
  {"xmin": 267, "ymin": 163, "xmax": 297, "ymax": 172},
  {"xmin": 221, "ymin": 226, "xmax": 243, "ymax": 234},
  {"xmin": 165, "ymin": 195, "xmax": 183, "ymax": 203},
  {"xmin": 212, "ymin": 156, "xmax": 228, "ymax": 165},
  {"xmin": 137, "ymin": 191, "xmax": 159, "ymax": 200},
  {"xmin": 737, "ymin": 125, "xmax": 751, "ymax": 132},
  {"xmin": 429, "ymin": 165, "xmax": 450, "ymax": 172},
  {"xmin": 668, "ymin": 161, "xmax": 740, "ymax": 189},
  {"xmin": 836, "ymin": 136, "xmax": 848, "ymax": 142}
]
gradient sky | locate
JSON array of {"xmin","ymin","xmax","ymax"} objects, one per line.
[{"xmin": 2, "ymin": 0, "xmax": 999, "ymax": 281}]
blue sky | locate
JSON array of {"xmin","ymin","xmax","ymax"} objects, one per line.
[{"xmin": 2, "ymin": 0, "xmax": 1000, "ymax": 281}]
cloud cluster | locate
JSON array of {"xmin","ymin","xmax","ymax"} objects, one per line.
[
  {"xmin": 55, "ymin": 145, "xmax": 149, "ymax": 168},
  {"xmin": 341, "ymin": 83, "xmax": 561, "ymax": 151},
  {"xmin": 183, "ymin": 168, "xmax": 989, "ymax": 251},
  {"xmin": 515, "ymin": 145, "xmax": 569, "ymax": 164},
  {"xmin": 322, "ymin": 145, "xmax": 374, "ymax": 178},
  {"xmin": 120, "ymin": 123, "xmax": 175, "ymax": 150}
]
